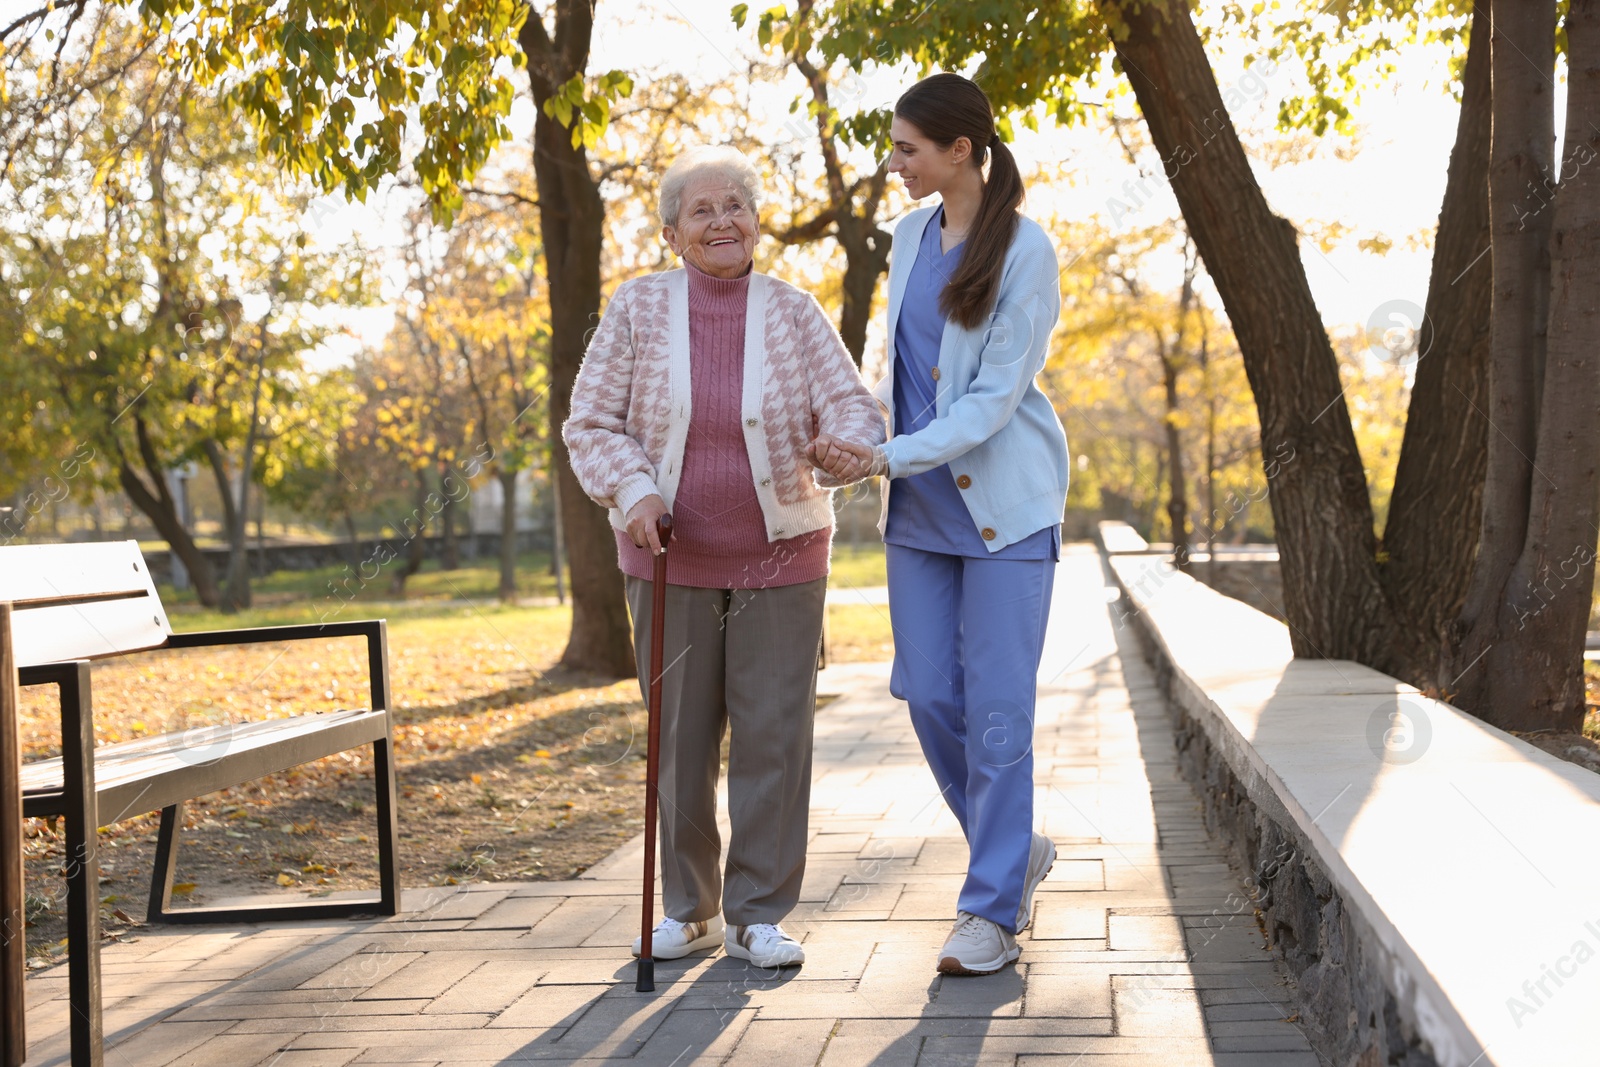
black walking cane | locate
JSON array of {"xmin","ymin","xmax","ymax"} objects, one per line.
[{"xmin": 636, "ymin": 513, "xmax": 673, "ymax": 993}]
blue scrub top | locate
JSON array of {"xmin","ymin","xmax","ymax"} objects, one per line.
[{"xmin": 883, "ymin": 206, "xmax": 1061, "ymax": 561}]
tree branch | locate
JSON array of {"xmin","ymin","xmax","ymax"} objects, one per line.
[
  {"xmin": 462, "ymin": 184, "xmax": 540, "ymax": 208},
  {"xmin": 771, "ymin": 207, "xmax": 841, "ymax": 245},
  {"xmin": 0, "ymin": 0, "xmax": 85, "ymax": 44}
]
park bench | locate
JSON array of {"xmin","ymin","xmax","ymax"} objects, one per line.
[{"xmin": 0, "ymin": 540, "xmax": 400, "ymax": 1067}]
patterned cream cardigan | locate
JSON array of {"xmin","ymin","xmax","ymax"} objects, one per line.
[{"xmin": 563, "ymin": 267, "xmax": 887, "ymax": 542}]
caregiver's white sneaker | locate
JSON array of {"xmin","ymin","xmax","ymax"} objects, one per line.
[
  {"xmin": 631, "ymin": 915, "xmax": 723, "ymax": 959},
  {"xmin": 725, "ymin": 922, "xmax": 805, "ymax": 967},
  {"xmin": 1016, "ymin": 831, "xmax": 1057, "ymax": 932},
  {"xmin": 937, "ymin": 911, "xmax": 1021, "ymax": 976}
]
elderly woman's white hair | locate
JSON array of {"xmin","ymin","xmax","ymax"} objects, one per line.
[{"xmin": 658, "ymin": 145, "xmax": 762, "ymax": 228}]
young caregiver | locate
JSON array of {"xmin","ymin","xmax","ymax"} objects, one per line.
[{"xmin": 812, "ymin": 72, "xmax": 1071, "ymax": 976}]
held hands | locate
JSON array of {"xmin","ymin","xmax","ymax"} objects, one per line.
[
  {"xmin": 624, "ymin": 493, "xmax": 670, "ymax": 554},
  {"xmin": 806, "ymin": 434, "xmax": 884, "ymax": 483}
]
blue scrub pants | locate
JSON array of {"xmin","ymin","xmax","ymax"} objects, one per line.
[{"xmin": 885, "ymin": 543, "xmax": 1055, "ymax": 933}]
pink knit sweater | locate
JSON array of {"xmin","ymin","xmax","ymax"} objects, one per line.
[
  {"xmin": 614, "ymin": 266, "xmax": 829, "ymax": 587},
  {"xmin": 565, "ymin": 264, "xmax": 886, "ymax": 589}
]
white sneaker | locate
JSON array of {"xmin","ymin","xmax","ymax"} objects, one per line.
[
  {"xmin": 725, "ymin": 922, "xmax": 805, "ymax": 967},
  {"xmin": 937, "ymin": 911, "xmax": 1020, "ymax": 976},
  {"xmin": 1015, "ymin": 831, "xmax": 1057, "ymax": 932},
  {"xmin": 631, "ymin": 915, "xmax": 724, "ymax": 959}
]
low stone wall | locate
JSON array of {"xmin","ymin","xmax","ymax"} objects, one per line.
[
  {"xmin": 1144, "ymin": 639, "xmax": 1441, "ymax": 1066},
  {"xmin": 1101, "ymin": 519, "xmax": 1600, "ymax": 1067}
]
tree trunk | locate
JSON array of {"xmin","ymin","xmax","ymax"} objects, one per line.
[
  {"xmin": 499, "ymin": 467, "xmax": 519, "ymax": 602},
  {"xmin": 1101, "ymin": 0, "xmax": 1396, "ymax": 665},
  {"xmin": 117, "ymin": 414, "xmax": 221, "ymax": 606},
  {"xmin": 550, "ymin": 465, "xmax": 567, "ymax": 606},
  {"xmin": 1502, "ymin": 0, "xmax": 1600, "ymax": 726},
  {"xmin": 1159, "ymin": 350, "xmax": 1187, "ymax": 570},
  {"xmin": 1444, "ymin": 0, "xmax": 1558, "ymax": 712},
  {"xmin": 391, "ymin": 472, "xmax": 429, "ymax": 596},
  {"xmin": 341, "ymin": 511, "xmax": 361, "ymax": 570},
  {"xmin": 1161, "ymin": 252, "xmax": 1197, "ymax": 572},
  {"xmin": 521, "ymin": 3, "xmax": 635, "ymax": 678},
  {"xmin": 1380, "ymin": 0, "xmax": 1494, "ymax": 682},
  {"xmin": 223, "ymin": 474, "xmax": 252, "ymax": 610},
  {"xmin": 202, "ymin": 440, "xmax": 251, "ymax": 613},
  {"xmin": 255, "ymin": 489, "xmax": 266, "ymax": 570},
  {"xmin": 833, "ymin": 212, "xmax": 891, "ymax": 366},
  {"xmin": 440, "ymin": 463, "xmax": 460, "ymax": 571},
  {"xmin": 1446, "ymin": 0, "xmax": 1596, "ymax": 730},
  {"xmin": 213, "ymin": 352, "xmax": 266, "ymax": 612}
]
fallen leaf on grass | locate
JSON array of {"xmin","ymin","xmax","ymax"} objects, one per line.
[{"xmin": 170, "ymin": 883, "xmax": 197, "ymax": 896}]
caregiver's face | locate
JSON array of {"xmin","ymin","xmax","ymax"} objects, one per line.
[
  {"xmin": 887, "ymin": 115, "xmax": 970, "ymax": 200},
  {"xmin": 663, "ymin": 175, "xmax": 758, "ymax": 279}
]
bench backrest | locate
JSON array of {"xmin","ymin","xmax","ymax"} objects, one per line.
[{"xmin": 0, "ymin": 540, "xmax": 172, "ymax": 668}]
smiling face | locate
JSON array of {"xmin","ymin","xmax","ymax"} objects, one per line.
[
  {"xmin": 888, "ymin": 115, "xmax": 974, "ymax": 201},
  {"xmin": 662, "ymin": 174, "xmax": 758, "ymax": 279}
]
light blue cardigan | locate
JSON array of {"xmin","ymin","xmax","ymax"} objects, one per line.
[{"xmin": 874, "ymin": 205, "xmax": 1071, "ymax": 552}]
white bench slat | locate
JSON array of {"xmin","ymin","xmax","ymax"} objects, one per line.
[
  {"xmin": 20, "ymin": 709, "xmax": 389, "ymax": 822},
  {"xmin": 0, "ymin": 541, "xmax": 171, "ymax": 666}
]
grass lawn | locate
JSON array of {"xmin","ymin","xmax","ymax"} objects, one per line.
[
  {"xmin": 827, "ymin": 541, "xmax": 888, "ymax": 589},
  {"xmin": 155, "ymin": 548, "xmax": 569, "ymax": 627},
  {"xmin": 155, "ymin": 541, "xmax": 888, "ymax": 628}
]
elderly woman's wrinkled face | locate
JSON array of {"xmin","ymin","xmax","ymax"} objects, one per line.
[{"xmin": 663, "ymin": 175, "xmax": 758, "ymax": 279}]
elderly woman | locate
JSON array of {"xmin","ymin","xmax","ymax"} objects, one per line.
[{"xmin": 563, "ymin": 145, "xmax": 886, "ymax": 969}]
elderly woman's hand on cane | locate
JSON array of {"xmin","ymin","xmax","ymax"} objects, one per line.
[{"xmin": 625, "ymin": 494, "xmax": 670, "ymax": 554}]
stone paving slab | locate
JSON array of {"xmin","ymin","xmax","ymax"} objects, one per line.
[{"xmin": 19, "ymin": 546, "xmax": 1310, "ymax": 1065}]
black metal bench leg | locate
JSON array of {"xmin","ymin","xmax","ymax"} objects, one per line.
[
  {"xmin": 146, "ymin": 804, "xmax": 183, "ymax": 924},
  {"xmin": 146, "ymin": 732, "xmax": 400, "ymax": 925},
  {"xmin": 60, "ymin": 663, "xmax": 103, "ymax": 1067},
  {"xmin": 373, "ymin": 735, "xmax": 400, "ymax": 916},
  {"xmin": 369, "ymin": 621, "xmax": 400, "ymax": 917}
]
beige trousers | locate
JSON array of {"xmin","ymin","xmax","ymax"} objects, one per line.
[{"xmin": 625, "ymin": 576, "xmax": 826, "ymax": 926}]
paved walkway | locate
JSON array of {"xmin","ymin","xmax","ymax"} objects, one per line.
[{"xmin": 21, "ymin": 546, "xmax": 1317, "ymax": 1065}]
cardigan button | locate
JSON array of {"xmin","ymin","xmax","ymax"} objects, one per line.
[
  {"xmin": 931, "ymin": 367, "xmax": 941, "ymax": 381},
  {"xmin": 981, "ymin": 527, "xmax": 996, "ymax": 541},
  {"xmin": 746, "ymin": 417, "xmax": 759, "ymax": 426},
  {"xmin": 956, "ymin": 474, "xmax": 972, "ymax": 489},
  {"xmin": 774, "ymin": 528, "xmax": 785, "ymax": 536},
  {"xmin": 760, "ymin": 477, "xmax": 772, "ymax": 486}
]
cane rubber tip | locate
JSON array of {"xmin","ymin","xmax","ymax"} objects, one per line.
[{"xmin": 635, "ymin": 957, "xmax": 655, "ymax": 992}]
